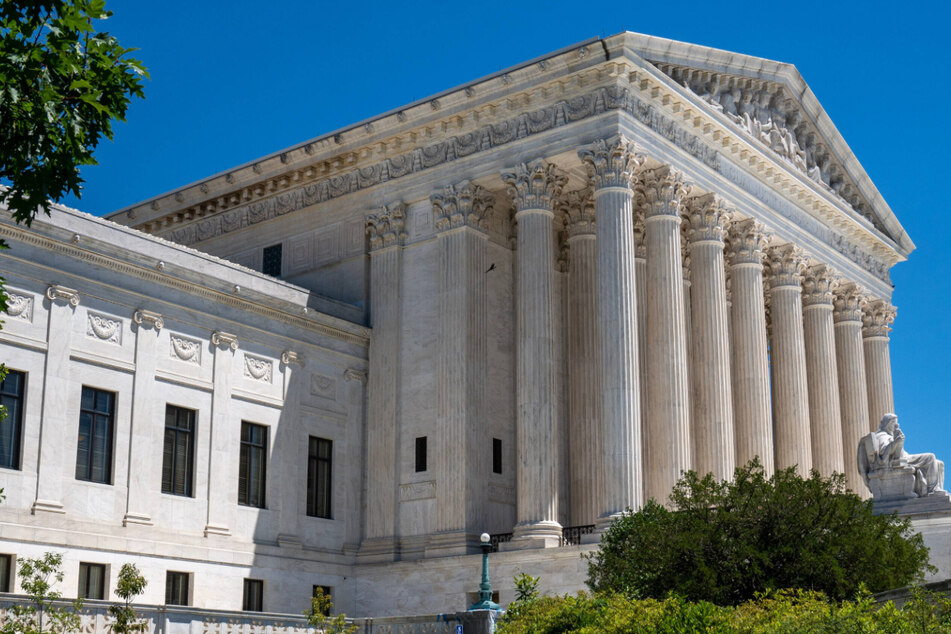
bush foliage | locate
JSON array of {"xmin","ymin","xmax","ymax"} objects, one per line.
[{"xmin": 585, "ymin": 459, "xmax": 932, "ymax": 604}]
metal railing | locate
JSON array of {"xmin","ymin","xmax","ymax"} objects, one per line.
[
  {"xmin": 488, "ymin": 532, "xmax": 513, "ymax": 553},
  {"xmin": 561, "ymin": 524, "xmax": 595, "ymax": 546}
]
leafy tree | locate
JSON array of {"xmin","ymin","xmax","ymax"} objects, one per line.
[
  {"xmin": 0, "ymin": 552, "xmax": 83, "ymax": 634},
  {"xmin": 108, "ymin": 563, "xmax": 147, "ymax": 634},
  {"xmin": 303, "ymin": 587, "xmax": 356, "ymax": 634},
  {"xmin": 585, "ymin": 459, "xmax": 933, "ymax": 605},
  {"xmin": 0, "ymin": 0, "xmax": 147, "ymax": 381}
]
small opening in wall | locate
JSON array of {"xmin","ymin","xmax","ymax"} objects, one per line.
[
  {"xmin": 492, "ymin": 438, "xmax": 502, "ymax": 474},
  {"xmin": 262, "ymin": 243, "xmax": 283, "ymax": 277},
  {"xmin": 415, "ymin": 436, "xmax": 427, "ymax": 473}
]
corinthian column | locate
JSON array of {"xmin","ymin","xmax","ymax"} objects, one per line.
[
  {"xmin": 642, "ymin": 166, "xmax": 691, "ymax": 504},
  {"xmin": 428, "ymin": 182, "xmax": 493, "ymax": 555},
  {"xmin": 633, "ymin": 209, "xmax": 648, "ymax": 484},
  {"xmin": 559, "ymin": 188, "xmax": 601, "ymax": 528},
  {"xmin": 685, "ymin": 194, "xmax": 734, "ymax": 481},
  {"xmin": 801, "ymin": 265, "xmax": 844, "ymax": 477},
  {"xmin": 579, "ymin": 137, "xmax": 644, "ymax": 526},
  {"xmin": 502, "ymin": 159, "xmax": 566, "ymax": 547},
  {"xmin": 727, "ymin": 220, "xmax": 772, "ymax": 473},
  {"xmin": 766, "ymin": 244, "xmax": 812, "ymax": 473},
  {"xmin": 360, "ymin": 203, "xmax": 405, "ymax": 561},
  {"xmin": 833, "ymin": 283, "xmax": 871, "ymax": 495},
  {"xmin": 863, "ymin": 300, "xmax": 897, "ymax": 429}
]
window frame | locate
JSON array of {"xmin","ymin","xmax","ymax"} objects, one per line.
[
  {"xmin": 306, "ymin": 436, "xmax": 333, "ymax": 519},
  {"xmin": 0, "ymin": 554, "xmax": 13, "ymax": 593},
  {"xmin": 0, "ymin": 369, "xmax": 25, "ymax": 471},
  {"xmin": 165, "ymin": 570, "xmax": 190, "ymax": 606},
  {"xmin": 78, "ymin": 562, "xmax": 107, "ymax": 600},
  {"xmin": 75, "ymin": 387, "xmax": 116, "ymax": 484},
  {"xmin": 162, "ymin": 404, "xmax": 196, "ymax": 497},
  {"xmin": 238, "ymin": 422, "xmax": 268, "ymax": 508},
  {"xmin": 243, "ymin": 578, "xmax": 264, "ymax": 612}
]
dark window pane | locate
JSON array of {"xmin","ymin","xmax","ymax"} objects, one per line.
[
  {"xmin": 262, "ymin": 244, "xmax": 282, "ymax": 277},
  {"xmin": 76, "ymin": 388, "xmax": 114, "ymax": 484},
  {"xmin": 239, "ymin": 422, "xmax": 267, "ymax": 508},
  {"xmin": 307, "ymin": 437, "xmax": 332, "ymax": 519},
  {"xmin": 0, "ymin": 554, "xmax": 11, "ymax": 592},
  {"xmin": 243, "ymin": 579, "xmax": 263, "ymax": 612},
  {"xmin": 493, "ymin": 438, "xmax": 502, "ymax": 475},
  {"xmin": 165, "ymin": 571, "xmax": 189, "ymax": 606},
  {"xmin": 0, "ymin": 370, "xmax": 25, "ymax": 470},
  {"xmin": 79, "ymin": 563, "xmax": 105, "ymax": 600},
  {"xmin": 162, "ymin": 405, "xmax": 195, "ymax": 497},
  {"xmin": 415, "ymin": 436, "xmax": 427, "ymax": 473}
]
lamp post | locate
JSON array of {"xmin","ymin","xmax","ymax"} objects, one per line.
[{"xmin": 469, "ymin": 533, "xmax": 502, "ymax": 611}]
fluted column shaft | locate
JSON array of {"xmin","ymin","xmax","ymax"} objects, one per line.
[
  {"xmin": 430, "ymin": 183, "xmax": 492, "ymax": 554},
  {"xmin": 686, "ymin": 196, "xmax": 734, "ymax": 481},
  {"xmin": 503, "ymin": 160, "xmax": 565, "ymax": 546},
  {"xmin": 633, "ymin": 214, "xmax": 648, "ymax": 495},
  {"xmin": 766, "ymin": 245, "xmax": 812, "ymax": 473},
  {"xmin": 727, "ymin": 221, "xmax": 773, "ymax": 473},
  {"xmin": 834, "ymin": 283, "xmax": 871, "ymax": 495},
  {"xmin": 561, "ymin": 190, "xmax": 601, "ymax": 527},
  {"xmin": 580, "ymin": 137, "xmax": 644, "ymax": 524},
  {"xmin": 801, "ymin": 266, "xmax": 844, "ymax": 477},
  {"xmin": 863, "ymin": 300, "xmax": 897, "ymax": 429},
  {"xmin": 643, "ymin": 167, "xmax": 691, "ymax": 503}
]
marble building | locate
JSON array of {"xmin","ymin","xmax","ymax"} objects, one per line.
[{"xmin": 0, "ymin": 32, "xmax": 912, "ymax": 616}]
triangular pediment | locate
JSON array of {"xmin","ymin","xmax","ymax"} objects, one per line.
[{"xmin": 610, "ymin": 33, "xmax": 911, "ymax": 254}]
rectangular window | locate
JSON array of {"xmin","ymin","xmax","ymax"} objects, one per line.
[
  {"xmin": 492, "ymin": 438, "xmax": 502, "ymax": 475},
  {"xmin": 239, "ymin": 422, "xmax": 267, "ymax": 508},
  {"xmin": 262, "ymin": 243, "xmax": 282, "ymax": 277},
  {"xmin": 243, "ymin": 578, "xmax": 263, "ymax": 612},
  {"xmin": 76, "ymin": 387, "xmax": 115, "ymax": 484},
  {"xmin": 162, "ymin": 405, "xmax": 195, "ymax": 497},
  {"xmin": 0, "ymin": 554, "xmax": 12, "ymax": 592},
  {"xmin": 0, "ymin": 370, "xmax": 25, "ymax": 470},
  {"xmin": 165, "ymin": 571, "xmax": 190, "ymax": 606},
  {"xmin": 307, "ymin": 437, "xmax": 332, "ymax": 519},
  {"xmin": 78, "ymin": 562, "xmax": 106, "ymax": 600},
  {"xmin": 415, "ymin": 436, "xmax": 427, "ymax": 473}
]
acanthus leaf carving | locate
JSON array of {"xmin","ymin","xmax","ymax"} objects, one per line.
[
  {"xmin": 365, "ymin": 202, "xmax": 406, "ymax": 251},
  {"xmin": 431, "ymin": 180, "xmax": 494, "ymax": 233},
  {"xmin": 557, "ymin": 187, "xmax": 596, "ymax": 238},
  {"xmin": 726, "ymin": 219, "xmax": 769, "ymax": 266},
  {"xmin": 863, "ymin": 300, "xmax": 896, "ymax": 338},
  {"xmin": 765, "ymin": 243, "xmax": 807, "ymax": 289},
  {"xmin": 685, "ymin": 193, "xmax": 732, "ymax": 244},
  {"xmin": 641, "ymin": 166, "xmax": 690, "ymax": 219},
  {"xmin": 801, "ymin": 264, "xmax": 839, "ymax": 307},
  {"xmin": 501, "ymin": 159, "xmax": 566, "ymax": 213},
  {"xmin": 577, "ymin": 135, "xmax": 645, "ymax": 190},
  {"xmin": 833, "ymin": 282, "xmax": 869, "ymax": 323}
]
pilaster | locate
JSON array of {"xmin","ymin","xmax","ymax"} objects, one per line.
[{"xmin": 204, "ymin": 330, "xmax": 238, "ymax": 537}]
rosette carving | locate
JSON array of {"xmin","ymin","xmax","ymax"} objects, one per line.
[
  {"xmin": 431, "ymin": 180, "xmax": 494, "ymax": 232},
  {"xmin": 558, "ymin": 187, "xmax": 596, "ymax": 238},
  {"xmin": 641, "ymin": 166, "xmax": 689, "ymax": 219},
  {"xmin": 577, "ymin": 135, "xmax": 645, "ymax": 190},
  {"xmin": 801, "ymin": 265, "xmax": 839, "ymax": 307},
  {"xmin": 365, "ymin": 202, "xmax": 406, "ymax": 251},
  {"xmin": 833, "ymin": 282, "xmax": 869, "ymax": 323},
  {"xmin": 501, "ymin": 159, "xmax": 566, "ymax": 212},
  {"xmin": 862, "ymin": 300, "xmax": 897, "ymax": 338},
  {"xmin": 765, "ymin": 244, "xmax": 807, "ymax": 288},
  {"xmin": 685, "ymin": 193, "xmax": 732, "ymax": 244},
  {"xmin": 725, "ymin": 219, "xmax": 769, "ymax": 266}
]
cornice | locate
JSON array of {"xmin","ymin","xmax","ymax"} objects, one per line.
[{"xmin": 0, "ymin": 222, "xmax": 370, "ymax": 348}]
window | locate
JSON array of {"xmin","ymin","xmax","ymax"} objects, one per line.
[
  {"xmin": 0, "ymin": 370, "xmax": 24, "ymax": 470},
  {"xmin": 78, "ymin": 563, "xmax": 106, "ymax": 600},
  {"xmin": 262, "ymin": 243, "xmax": 282, "ymax": 277},
  {"xmin": 76, "ymin": 387, "xmax": 115, "ymax": 484},
  {"xmin": 165, "ymin": 571, "xmax": 190, "ymax": 606},
  {"xmin": 239, "ymin": 422, "xmax": 267, "ymax": 508},
  {"xmin": 0, "ymin": 554, "xmax": 12, "ymax": 592},
  {"xmin": 492, "ymin": 438, "xmax": 502, "ymax": 475},
  {"xmin": 243, "ymin": 578, "xmax": 263, "ymax": 612},
  {"xmin": 307, "ymin": 437, "xmax": 332, "ymax": 519},
  {"xmin": 162, "ymin": 405, "xmax": 195, "ymax": 497},
  {"xmin": 312, "ymin": 585, "xmax": 332, "ymax": 615},
  {"xmin": 415, "ymin": 436, "xmax": 427, "ymax": 473}
]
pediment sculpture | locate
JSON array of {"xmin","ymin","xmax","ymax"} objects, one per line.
[{"xmin": 858, "ymin": 414, "xmax": 945, "ymax": 502}]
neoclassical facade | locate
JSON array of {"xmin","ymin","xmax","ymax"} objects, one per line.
[{"xmin": 0, "ymin": 32, "xmax": 916, "ymax": 616}]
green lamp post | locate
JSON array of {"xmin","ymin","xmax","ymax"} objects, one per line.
[{"xmin": 469, "ymin": 533, "xmax": 502, "ymax": 611}]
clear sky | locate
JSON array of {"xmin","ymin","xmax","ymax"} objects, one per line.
[{"xmin": 61, "ymin": 1, "xmax": 951, "ymax": 462}]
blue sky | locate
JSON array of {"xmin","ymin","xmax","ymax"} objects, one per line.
[{"xmin": 62, "ymin": 1, "xmax": 951, "ymax": 462}]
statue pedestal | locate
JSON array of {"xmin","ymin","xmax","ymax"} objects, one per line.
[
  {"xmin": 868, "ymin": 465, "xmax": 918, "ymax": 502},
  {"xmin": 873, "ymin": 488, "xmax": 951, "ymax": 516}
]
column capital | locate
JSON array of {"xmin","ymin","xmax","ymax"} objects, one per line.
[
  {"xmin": 211, "ymin": 330, "xmax": 239, "ymax": 351},
  {"xmin": 577, "ymin": 135, "xmax": 645, "ymax": 190},
  {"xmin": 833, "ymin": 282, "xmax": 869, "ymax": 323},
  {"xmin": 366, "ymin": 202, "xmax": 407, "ymax": 251},
  {"xmin": 502, "ymin": 159, "xmax": 566, "ymax": 213},
  {"xmin": 641, "ymin": 166, "xmax": 690, "ymax": 219},
  {"xmin": 431, "ymin": 180, "xmax": 494, "ymax": 233},
  {"xmin": 765, "ymin": 244, "xmax": 807, "ymax": 289},
  {"xmin": 801, "ymin": 265, "xmax": 839, "ymax": 307},
  {"xmin": 863, "ymin": 300, "xmax": 897, "ymax": 339},
  {"xmin": 558, "ymin": 187, "xmax": 596, "ymax": 238},
  {"xmin": 46, "ymin": 284, "xmax": 80, "ymax": 307},
  {"xmin": 685, "ymin": 194, "xmax": 732, "ymax": 244},
  {"xmin": 726, "ymin": 218, "xmax": 769, "ymax": 266}
]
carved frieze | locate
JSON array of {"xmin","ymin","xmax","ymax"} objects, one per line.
[
  {"xmin": 86, "ymin": 312, "xmax": 122, "ymax": 344},
  {"xmin": 170, "ymin": 335, "xmax": 202, "ymax": 365},
  {"xmin": 244, "ymin": 354, "xmax": 273, "ymax": 383},
  {"xmin": 3, "ymin": 290, "xmax": 33, "ymax": 322},
  {"xmin": 400, "ymin": 481, "xmax": 436, "ymax": 502}
]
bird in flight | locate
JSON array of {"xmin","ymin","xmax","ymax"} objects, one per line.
[{"xmin": 485, "ymin": 263, "xmax": 496, "ymax": 273}]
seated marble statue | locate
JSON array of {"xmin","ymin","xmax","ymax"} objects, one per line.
[{"xmin": 858, "ymin": 413, "xmax": 945, "ymax": 498}]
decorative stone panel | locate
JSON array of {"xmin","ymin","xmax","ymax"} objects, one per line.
[{"xmin": 86, "ymin": 312, "xmax": 122, "ymax": 344}]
